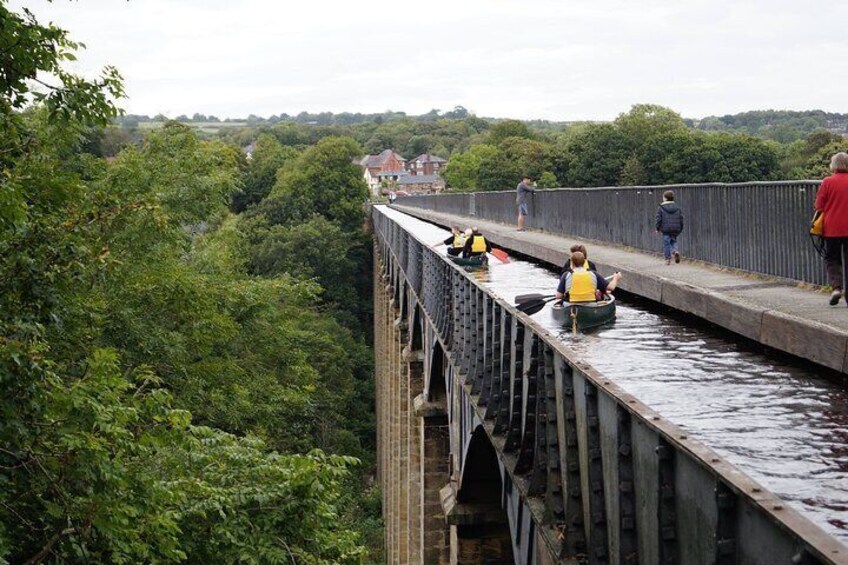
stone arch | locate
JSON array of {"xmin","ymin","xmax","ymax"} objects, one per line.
[
  {"xmin": 410, "ymin": 303, "xmax": 423, "ymax": 352},
  {"xmin": 426, "ymin": 341, "xmax": 446, "ymax": 405},
  {"xmin": 453, "ymin": 424, "xmax": 515, "ymax": 564},
  {"xmin": 458, "ymin": 425, "xmax": 503, "ymax": 505}
]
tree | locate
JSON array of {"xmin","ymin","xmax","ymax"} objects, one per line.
[
  {"xmin": 269, "ymin": 136, "xmax": 368, "ymax": 232},
  {"xmin": 442, "ymin": 105, "xmax": 470, "ymax": 119},
  {"xmin": 0, "ymin": 111, "xmax": 372, "ymax": 562},
  {"xmin": 444, "ymin": 144, "xmax": 498, "ymax": 191},
  {"xmin": 474, "ymin": 137, "xmax": 553, "ymax": 191},
  {"xmin": 560, "ymin": 124, "xmax": 631, "ymax": 187},
  {"xmin": 0, "ymin": 8, "xmax": 376, "ymax": 557},
  {"xmin": 231, "ymin": 133, "xmax": 299, "ymax": 213},
  {"xmin": 537, "ymin": 171, "xmax": 559, "ymax": 188},
  {"xmin": 614, "ymin": 104, "xmax": 687, "ymax": 148},
  {"xmin": 486, "ymin": 119, "xmax": 535, "ymax": 144},
  {"xmin": 0, "ymin": 2, "xmax": 124, "ymax": 228}
]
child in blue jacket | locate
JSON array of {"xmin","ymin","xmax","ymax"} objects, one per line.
[{"xmin": 655, "ymin": 190, "xmax": 684, "ymax": 265}]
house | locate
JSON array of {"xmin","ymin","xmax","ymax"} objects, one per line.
[
  {"xmin": 359, "ymin": 149, "xmax": 407, "ymax": 196},
  {"xmin": 407, "ymin": 153, "xmax": 447, "ymax": 176},
  {"xmin": 396, "ymin": 173, "xmax": 446, "ymax": 195}
]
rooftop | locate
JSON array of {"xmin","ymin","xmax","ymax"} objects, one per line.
[{"xmin": 398, "ymin": 174, "xmax": 444, "ymax": 185}]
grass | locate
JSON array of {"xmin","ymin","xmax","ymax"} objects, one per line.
[{"xmin": 137, "ymin": 121, "xmax": 248, "ymax": 134}]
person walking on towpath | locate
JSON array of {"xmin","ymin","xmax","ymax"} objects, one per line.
[
  {"xmin": 655, "ymin": 190, "xmax": 684, "ymax": 265},
  {"xmin": 462, "ymin": 227, "xmax": 492, "ymax": 258},
  {"xmin": 516, "ymin": 175, "xmax": 535, "ymax": 231},
  {"xmin": 814, "ymin": 152, "xmax": 848, "ymax": 306}
]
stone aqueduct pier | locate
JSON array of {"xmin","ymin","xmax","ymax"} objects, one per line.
[{"xmin": 371, "ymin": 194, "xmax": 847, "ymax": 564}]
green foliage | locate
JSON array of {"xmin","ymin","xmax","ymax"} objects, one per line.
[
  {"xmin": 486, "ymin": 119, "xmax": 535, "ymax": 144},
  {"xmin": 232, "ymin": 134, "xmax": 300, "ymax": 212},
  {"xmin": 472, "ymin": 137, "xmax": 557, "ymax": 191},
  {"xmin": 444, "ymin": 144, "xmax": 498, "ymax": 191},
  {"xmin": 1, "ymin": 348, "xmax": 362, "ymax": 564},
  {"xmin": 537, "ymin": 171, "xmax": 559, "ymax": 188},
  {"xmin": 696, "ymin": 109, "xmax": 848, "ymax": 142},
  {"xmin": 0, "ymin": 16, "xmax": 377, "ymax": 556},
  {"xmin": 270, "ymin": 136, "xmax": 368, "ymax": 232},
  {"xmin": 559, "ymin": 123, "xmax": 632, "ymax": 186},
  {"xmin": 614, "ymin": 103, "xmax": 687, "ymax": 145},
  {"xmin": 441, "ymin": 104, "xmax": 784, "ymax": 189},
  {"xmin": 780, "ymin": 130, "xmax": 848, "ymax": 179},
  {"xmin": 0, "ymin": 3, "xmax": 124, "ymax": 123},
  {"xmin": 0, "ymin": 2, "xmax": 124, "ymax": 230}
]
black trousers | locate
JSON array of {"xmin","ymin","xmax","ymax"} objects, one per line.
[
  {"xmin": 824, "ymin": 237, "xmax": 848, "ymax": 290},
  {"xmin": 447, "ymin": 247, "xmax": 462, "ymax": 257}
]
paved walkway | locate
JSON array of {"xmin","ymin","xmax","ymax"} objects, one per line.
[{"xmin": 393, "ymin": 204, "xmax": 848, "ymax": 374}]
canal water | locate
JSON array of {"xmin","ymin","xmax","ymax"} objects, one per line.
[{"xmin": 379, "ymin": 206, "xmax": 848, "ymax": 542}]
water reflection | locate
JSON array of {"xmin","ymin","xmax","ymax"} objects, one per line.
[{"xmin": 378, "ymin": 206, "xmax": 848, "ymax": 541}]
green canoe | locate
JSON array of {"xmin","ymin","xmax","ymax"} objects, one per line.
[
  {"xmin": 449, "ymin": 255, "xmax": 488, "ymax": 268},
  {"xmin": 551, "ymin": 296, "xmax": 616, "ymax": 331}
]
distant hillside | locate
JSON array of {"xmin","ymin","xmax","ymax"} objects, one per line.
[
  {"xmin": 690, "ymin": 110, "xmax": 848, "ymax": 142},
  {"xmin": 114, "ymin": 107, "xmax": 848, "ymax": 145}
]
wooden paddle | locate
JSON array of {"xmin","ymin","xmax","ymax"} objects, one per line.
[
  {"xmin": 516, "ymin": 296, "xmax": 558, "ymax": 316},
  {"xmin": 491, "ymin": 248, "xmax": 510, "ymax": 263}
]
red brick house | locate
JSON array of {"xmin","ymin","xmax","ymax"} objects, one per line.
[{"xmin": 359, "ymin": 149, "xmax": 407, "ymax": 196}]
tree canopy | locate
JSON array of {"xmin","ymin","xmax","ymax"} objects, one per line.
[{"xmin": 0, "ymin": 4, "xmax": 380, "ymax": 562}]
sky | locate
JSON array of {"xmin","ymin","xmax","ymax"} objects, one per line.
[{"xmin": 13, "ymin": 0, "xmax": 848, "ymax": 121}]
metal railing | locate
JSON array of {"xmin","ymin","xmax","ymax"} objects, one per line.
[
  {"xmin": 372, "ymin": 205, "xmax": 845, "ymax": 564},
  {"xmin": 398, "ymin": 181, "xmax": 826, "ymax": 285}
]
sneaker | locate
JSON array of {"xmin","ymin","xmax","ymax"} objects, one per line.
[
  {"xmin": 516, "ymin": 228, "xmax": 526, "ymax": 232},
  {"xmin": 829, "ymin": 290, "xmax": 842, "ymax": 306},
  {"xmin": 673, "ymin": 251, "xmax": 681, "ymax": 264},
  {"xmin": 665, "ymin": 258, "xmax": 671, "ymax": 265}
]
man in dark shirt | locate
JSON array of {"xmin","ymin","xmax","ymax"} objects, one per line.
[{"xmin": 516, "ymin": 176, "xmax": 535, "ymax": 231}]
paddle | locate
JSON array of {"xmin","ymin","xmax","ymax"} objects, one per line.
[
  {"xmin": 491, "ymin": 248, "xmax": 510, "ymax": 264},
  {"xmin": 516, "ymin": 296, "xmax": 558, "ymax": 316},
  {"xmin": 515, "ymin": 293, "xmax": 554, "ymax": 304}
]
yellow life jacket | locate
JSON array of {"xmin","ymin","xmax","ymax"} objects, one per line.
[
  {"xmin": 569, "ymin": 268, "xmax": 597, "ymax": 303},
  {"xmin": 471, "ymin": 235, "xmax": 487, "ymax": 254},
  {"xmin": 453, "ymin": 234, "xmax": 466, "ymax": 248}
]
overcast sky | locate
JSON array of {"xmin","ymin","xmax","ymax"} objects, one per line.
[{"xmin": 14, "ymin": 0, "xmax": 848, "ymax": 121}]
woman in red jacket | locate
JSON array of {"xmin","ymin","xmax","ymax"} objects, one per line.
[{"xmin": 814, "ymin": 152, "xmax": 848, "ymax": 305}]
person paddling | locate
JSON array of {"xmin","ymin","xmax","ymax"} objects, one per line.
[
  {"xmin": 561, "ymin": 244, "xmax": 621, "ymax": 292},
  {"xmin": 562, "ymin": 244, "xmax": 598, "ymax": 274},
  {"xmin": 555, "ymin": 252, "xmax": 609, "ymax": 305},
  {"xmin": 462, "ymin": 227, "xmax": 491, "ymax": 258},
  {"xmin": 442, "ymin": 226, "xmax": 466, "ymax": 257}
]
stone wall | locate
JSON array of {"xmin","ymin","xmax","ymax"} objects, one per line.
[{"xmin": 375, "ymin": 251, "xmax": 451, "ymax": 564}]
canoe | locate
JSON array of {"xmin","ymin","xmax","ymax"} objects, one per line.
[
  {"xmin": 551, "ymin": 296, "xmax": 616, "ymax": 331},
  {"xmin": 449, "ymin": 255, "xmax": 488, "ymax": 268}
]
